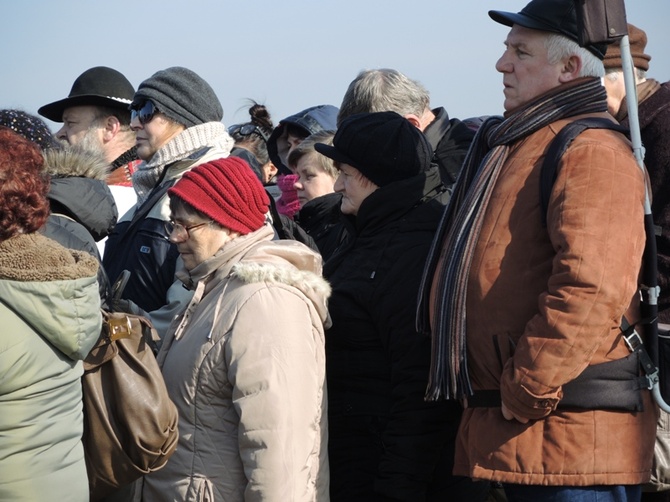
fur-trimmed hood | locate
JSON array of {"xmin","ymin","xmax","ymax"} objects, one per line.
[
  {"xmin": 149, "ymin": 226, "xmax": 330, "ymax": 502},
  {"xmin": 42, "ymin": 145, "xmax": 118, "ymax": 241},
  {"xmin": 0, "ymin": 233, "xmax": 101, "ymax": 360},
  {"xmin": 177, "ymin": 224, "xmax": 331, "ymax": 325},
  {"xmin": 42, "ymin": 144, "xmax": 110, "ymax": 180},
  {"xmin": 231, "ymin": 254, "xmax": 331, "ymax": 326}
]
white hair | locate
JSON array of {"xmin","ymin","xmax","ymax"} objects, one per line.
[
  {"xmin": 605, "ymin": 67, "xmax": 647, "ymax": 82},
  {"xmin": 544, "ymin": 33, "xmax": 605, "ymax": 78}
]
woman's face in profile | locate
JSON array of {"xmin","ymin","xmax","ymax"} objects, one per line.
[{"xmin": 333, "ymin": 164, "xmax": 378, "ymax": 216}]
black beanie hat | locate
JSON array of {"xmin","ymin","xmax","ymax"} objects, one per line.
[
  {"xmin": 314, "ymin": 111, "xmax": 432, "ymax": 187},
  {"xmin": 132, "ymin": 67, "xmax": 223, "ymax": 128}
]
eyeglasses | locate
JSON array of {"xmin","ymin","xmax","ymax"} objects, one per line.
[
  {"xmin": 164, "ymin": 219, "xmax": 211, "ymax": 239},
  {"xmin": 228, "ymin": 123, "xmax": 270, "ymax": 142},
  {"xmin": 130, "ymin": 101, "xmax": 159, "ymax": 125}
]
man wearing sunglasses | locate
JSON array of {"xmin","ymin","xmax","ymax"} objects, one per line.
[{"xmin": 102, "ymin": 66, "xmax": 235, "ymax": 341}]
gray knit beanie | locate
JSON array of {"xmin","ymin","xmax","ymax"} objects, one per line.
[{"xmin": 132, "ymin": 67, "xmax": 223, "ymax": 128}]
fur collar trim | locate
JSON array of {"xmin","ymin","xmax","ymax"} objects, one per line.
[
  {"xmin": 43, "ymin": 145, "xmax": 110, "ymax": 180},
  {"xmin": 0, "ymin": 233, "xmax": 98, "ymax": 282},
  {"xmin": 231, "ymin": 260, "xmax": 331, "ymax": 300}
]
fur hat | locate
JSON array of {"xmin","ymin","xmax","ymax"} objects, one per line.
[
  {"xmin": 489, "ymin": 0, "xmax": 607, "ymax": 59},
  {"xmin": 38, "ymin": 66, "xmax": 135, "ymax": 122},
  {"xmin": 603, "ymin": 23, "xmax": 651, "ymax": 71},
  {"xmin": 168, "ymin": 157, "xmax": 269, "ymax": 235},
  {"xmin": 315, "ymin": 111, "xmax": 432, "ymax": 187},
  {"xmin": 132, "ymin": 67, "xmax": 223, "ymax": 128},
  {"xmin": 0, "ymin": 109, "xmax": 60, "ymax": 150}
]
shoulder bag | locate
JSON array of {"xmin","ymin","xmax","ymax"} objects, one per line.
[{"xmin": 82, "ymin": 309, "xmax": 179, "ymax": 500}]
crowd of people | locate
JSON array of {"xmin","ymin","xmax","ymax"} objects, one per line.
[{"xmin": 0, "ymin": 0, "xmax": 668, "ymax": 501}]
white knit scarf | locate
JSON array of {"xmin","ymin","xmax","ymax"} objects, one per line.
[{"xmin": 132, "ymin": 122, "xmax": 234, "ymax": 205}]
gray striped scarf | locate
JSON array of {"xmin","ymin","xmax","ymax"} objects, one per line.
[{"xmin": 417, "ymin": 77, "xmax": 608, "ymax": 400}]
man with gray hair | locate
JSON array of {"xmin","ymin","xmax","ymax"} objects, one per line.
[
  {"xmin": 38, "ymin": 67, "xmax": 140, "ymax": 219},
  {"xmin": 418, "ymin": 0, "xmax": 656, "ymax": 500},
  {"xmin": 338, "ymin": 68, "xmax": 476, "ymax": 190}
]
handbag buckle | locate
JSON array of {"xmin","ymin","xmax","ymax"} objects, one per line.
[{"xmin": 107, "ymin": 315, "xmax": 133, "ymax": 342}]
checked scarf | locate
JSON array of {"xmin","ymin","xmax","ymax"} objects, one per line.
[{"xmin": 416, "ymin": 77, "xmax": 608, "ymax": 401}]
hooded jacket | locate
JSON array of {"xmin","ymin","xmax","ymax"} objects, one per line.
[
  {"xmin": 142, "ymin": 224, "xmax": 331, "ymax": 502},
  {"xmin": 42, "ymin": 146, "xmax": 117, "ymax": 255},
  {"xmin": 267, "ymin": 104, "xmax": 339, "ymax": 175},
  {"xmin": 0, "ymin": 233, "xmax": 102, "ymax": 501},
  {"xmin": 41, "ymin": 146, "xmax": 117, "ymax": 304}
]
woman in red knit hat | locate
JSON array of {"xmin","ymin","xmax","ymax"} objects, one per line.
[{"xmin": 141, "ymin": 156, "xmax": 331, "ymax": 502}]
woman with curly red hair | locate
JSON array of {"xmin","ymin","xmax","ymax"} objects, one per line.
[
  {"xmin": 0, "ymin": 127, "xmax": 102, "ymax": 501},
  {"xmin": 0, "ymin": 126, "xmax": 50, "ymax": 239}
]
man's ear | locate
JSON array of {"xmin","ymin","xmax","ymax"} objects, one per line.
[
  {"xmin": 101, "ymin": 115, "xmax": 121, "ymax": 142},
  {"xmin": 558, "ymin": 55, "xmax": 582, "ymax": 83},
  {"xmin": 403, "ymin": 114, "xmax": 422, "ymax": 129}
]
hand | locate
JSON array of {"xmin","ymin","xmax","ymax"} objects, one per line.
[
  {"xmin": 501, "ymin": 402, "xmax": 529, "ymax": 424},
  {"xmin": 112, "ymin": 297, "xmax": 147, "ymax": 318}
]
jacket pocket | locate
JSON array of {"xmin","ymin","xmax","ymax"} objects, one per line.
[{"xmin": 186, "ymin": 476, "xmax": 215, "ymax": 502}]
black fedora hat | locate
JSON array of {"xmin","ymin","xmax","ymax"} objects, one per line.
[
  {"xmin": 489, "ymin": 0, "xmax": 607, "ymax": 59},
  {"xmin": 38, "ymin": 66, "xmax": 135, "ymax": 122}
]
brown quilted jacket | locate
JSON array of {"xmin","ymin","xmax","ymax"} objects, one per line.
[{"xmin": 454, "ymin": 113, "xmax": 657, "ymax": 485}]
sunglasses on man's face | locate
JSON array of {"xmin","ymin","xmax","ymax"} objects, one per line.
[{"xmin": 130, "ymin": 101, "xmax": 158, "ymax": 125}]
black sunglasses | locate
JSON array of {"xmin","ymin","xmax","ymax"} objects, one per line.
[
  {"xmin": 228, "ymin": 123, "xmax": 269, "ymax": 142},
  {"xmin": 130, "ymin": 101, "xmax": 158, "ymax": 125}
]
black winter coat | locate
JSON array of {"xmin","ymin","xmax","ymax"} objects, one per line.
[
  {"xmin": 295, "ymin": 192, "xmax": 345, "ymax": 263},
  {"xmin": 41, "ymin": 148, "xmax": 117, "ymax": 305},
  {"xmin": 624, "ymin": 81, "xmax": 670, "ymax": 321},
  {"xmin": 423, "ymin": 107, "xmax": 476, "ymax": 189},
  {"xmin": 324, "ymin": 167, "xmax": 467, "ymax": 501}
]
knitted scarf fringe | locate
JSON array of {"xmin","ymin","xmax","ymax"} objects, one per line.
[{"xmin": 417, "ymin": 77, "xmax": 608, "ymax": 401}]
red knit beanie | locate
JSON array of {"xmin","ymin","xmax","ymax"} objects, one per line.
[{"xmin": 168, "ymin": 157, "xmax": 270, "ymax": 235}]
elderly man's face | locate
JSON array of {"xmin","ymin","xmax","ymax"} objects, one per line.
[
  {"xmin": 56, "ymin": 105, "xmax": 104, "ymax": 149},
  {"xmin": 495, "ymin": 24, "xmax": 566, "ymax": 112}
]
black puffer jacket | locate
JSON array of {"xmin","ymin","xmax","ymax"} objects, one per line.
[
  {"xmin": 41, "ymin": 146, "xmax": 117, "ymax": 304},
  {"xmin": 324, "ymin": 167, "xmax": 473, "ymax": 501}
]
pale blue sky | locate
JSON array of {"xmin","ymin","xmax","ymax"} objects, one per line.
[{"xmin": 2, "ymin": 0, "xmax": 668, "ymax": 131}]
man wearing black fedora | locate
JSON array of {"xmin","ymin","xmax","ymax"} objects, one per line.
[
  {"xmin": 417, "ymin": 0, "xmax": 656, "ymax": 500},
  {"xmin": 38, "ymin": 66, "xmax": 140, "ymax": 219}
]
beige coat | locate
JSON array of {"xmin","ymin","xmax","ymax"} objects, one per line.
[
  {"xmin": 454, "ymin": 113, "xmax": 657, "ymax": 485},
  {"xmin": 142, "ymin": 225, "xmax": 331, "ymax": 501}
]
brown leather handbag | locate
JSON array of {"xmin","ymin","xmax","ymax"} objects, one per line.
[{"xmin": 82, "ymin": 310, "xmax": 179, "ymax": 501}]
